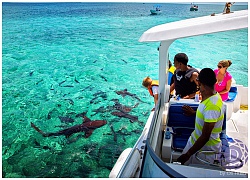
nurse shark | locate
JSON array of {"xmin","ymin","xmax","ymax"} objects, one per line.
[{"xmin": 31, "ymin": 116, "xmax": 107, "ymax": 138}]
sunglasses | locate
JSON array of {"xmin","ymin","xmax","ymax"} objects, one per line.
[{"xmin": 217, "ymin": 65, "xmax": 224, "ymax": 69}]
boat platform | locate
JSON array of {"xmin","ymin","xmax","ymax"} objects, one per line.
[{"xmin": 162, "ymin": 105, "xmax": 248, "ymax": 175}]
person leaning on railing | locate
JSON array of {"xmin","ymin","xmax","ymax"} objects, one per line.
[{"xmin": 142, "ymin": 76, "xmax": 159, "ymax": 111}]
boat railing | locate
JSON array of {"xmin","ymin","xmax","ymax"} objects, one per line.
[
  {"xmin": 116, "ymin": 93, "xmax": 168, "ymax": 177},
  {"xmin": 148, "ymin": 94, "xmax": 162, "ymax": 147},
  {"xmin": 141, "ymin": 94, "xmax": 185, "ymax": 177},
  {"xmin": 116, "ymin": 104, "xmax": 156, "ymax": 177}
]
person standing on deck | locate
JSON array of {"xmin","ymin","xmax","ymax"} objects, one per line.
[{"xmin": 177, "ymin": 68, "xmax": 224, "ymax": 165}]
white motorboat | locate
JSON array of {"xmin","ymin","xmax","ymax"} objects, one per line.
[
  {"xmin": 110, "ymin": 10, "xmax": 248, "ymax": 178},
  {"xmin": 150, "ymin": 5, "xmax": 161, "ymax": 15},
  {"xmin": 190, "ymin": 3, "xmax": 198, "ymax": 11}
]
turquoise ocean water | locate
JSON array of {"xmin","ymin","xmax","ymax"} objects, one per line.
[{"xmin": 2, "ymin": 2, "xmax": 248, "ymax": 178}]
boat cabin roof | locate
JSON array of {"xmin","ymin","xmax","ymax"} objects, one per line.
[{"xmin": 139, "ymin": 10, "xmax": 248, "ymax": 42}]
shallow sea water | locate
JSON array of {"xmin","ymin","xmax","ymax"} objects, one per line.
[{"xmin": 2, "ymin": 2, "xmax": 248, "ymax": 178}]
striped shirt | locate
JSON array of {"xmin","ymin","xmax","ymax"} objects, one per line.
[{"xmin": 190, "ymin": 93, "xmax": 224, "ymax": 152}]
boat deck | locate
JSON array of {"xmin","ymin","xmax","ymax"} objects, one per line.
[
  {"xmin": 226, "ymin": 108, "xmax": 248, "ymax": 174},
  {"xmin": 161, "ymin": 104, "xmax": 248, "ymax": 175}
]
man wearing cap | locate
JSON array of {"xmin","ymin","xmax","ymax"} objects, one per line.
[
  {"xmin": 177, "ymin": 68, "xmax": 224, "ymax": 165},
  {"xmin": 170, "ymin": 53, "xmax": 199, "ymax": 99}
]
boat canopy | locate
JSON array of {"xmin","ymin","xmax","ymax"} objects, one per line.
[
  {"xmin": 139, "ymin": 10, "xmax": 248, "ymax": 107},
  {"xmin": 139, "ymin": 10, "xmax": 248, "ymax": 42},
  {"xmin": 153, "ymin": 4, "xmax": 161, "ymax": 8}
]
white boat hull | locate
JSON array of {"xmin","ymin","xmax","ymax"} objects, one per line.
[
  {"xmin": 150, "ymin": 9, "xmax": 161, "ymax": 15},
  {"xmin": 110, "ymin": 10, "xmax": 248, "ymax": 178}
]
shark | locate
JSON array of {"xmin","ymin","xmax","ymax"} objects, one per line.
[
  {"xmin": 111, "ymin": 111, "xmax": 138, "ymax": 123},
  {"xmin": 109, "ymin": 123, "xmax": 117, "ymax": 142},
  {"xmin": 90, "ymin": 91, "xmax": 107, "ymax": 104},
  {"xmin": 58, "ymin": 116, "xmax": 74, "ymax": 123},
  {"xmin": 92, "ymin": 106, "xmax": 112, "ymax": 116},
  {"xmin": 75, "ymin": 111, "xmax": 87, "ymax": 118},
  {"xmin": 115, "ymin": 89, "xmax": 146, "ymax": 103},
  {"xmin": 104, "ymin": 124, "xmax": 132, "ymax": 142},
  {"xmin": 113, "ymin": 101, "xmax": 139, "ymax": 113},
  {"xmin": 91, "ymin": 99, "xmax": 138, "ymax": 116},
  {"xmin": 31, "ymin": 116, "xmax": 107, "ymax": 138}
]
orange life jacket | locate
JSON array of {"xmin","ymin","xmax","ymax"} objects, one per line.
[{"xmin": 148, "ymin": 80, "xmax": 159, "ymax": 96}]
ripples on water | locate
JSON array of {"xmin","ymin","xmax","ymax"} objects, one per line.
[{"xmin": 2, "ymin": 2, "xmax": 248, "ymax": 178}]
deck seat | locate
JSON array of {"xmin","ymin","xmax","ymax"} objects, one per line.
[
  {"xmin": 224, "ymin": 86, "xmax": 238, "ymax": 120},
  {"xmin": 171, "ymin": 127, "xmax": 194, "ymax": 151},
  {"xmin": 167, "ymin": 103, "xmax": 198, "ymax": 152},
  {"xmin": 168, "ymin": 103, "xmax": 198, "ymax": 128},
  {"xmin": 225, "ymin": 86, "xmax": 237, "ymax": 102},
  {"xmin": 164, "ymin": 103, "xmax": 227, "ymax": 163}
]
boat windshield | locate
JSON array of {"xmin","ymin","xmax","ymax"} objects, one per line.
[{"xmin": 153, "ymin": 4, "xmax": 161, "ymax": 10}]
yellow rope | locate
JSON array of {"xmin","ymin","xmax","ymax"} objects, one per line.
[{"xmin": 240, "ymin": 105, "xmax": 248, "ymax": 110}]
